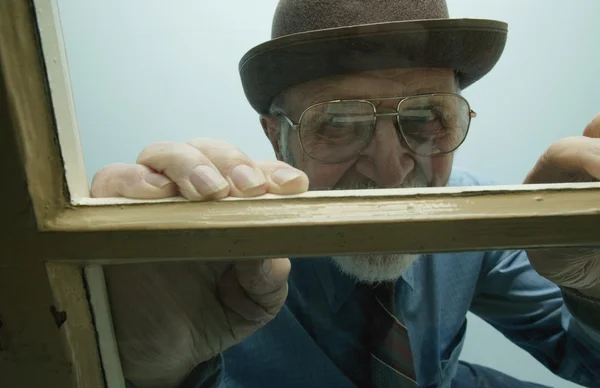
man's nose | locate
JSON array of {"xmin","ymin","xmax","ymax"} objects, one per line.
[{"xmin": 355, "ymin": 117, "xmax": 416, "ymax": 188}]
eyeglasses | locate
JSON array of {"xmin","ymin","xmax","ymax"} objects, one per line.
[{"xmin": 277, "ymin": 93, "xmax": 476, "ymax": 164}]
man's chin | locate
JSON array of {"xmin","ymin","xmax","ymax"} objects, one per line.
[{"xmin": 331, "ymin": 254, "xmax": 420, "ymax": 284}]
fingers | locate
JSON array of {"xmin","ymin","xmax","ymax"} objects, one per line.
[
  {"xmin": 577, "ymin": 113, "xmax": 600, "ymax": 179},
  {"xmin": 137, "ymin": 141, "xmax": 232, "ymax": 200},
  {"xmin": 525, "ymin": 113, "xmax": 600, "ymax": 184},
  {"xmin": 255, "ymin": 160, "xmax": 309, "ymax": 195},
  {"xmin": 583, "ymin": 113, "xmax": 600, "ymax": 138},
  {"xmin": 218, "ymin": 258, "xmax": 290, "ymax": 323},
  {"xmin": 185, "ymin": 138, "xmax": 268, "ymax": 197},
  {"xmin": 574, "ymin": 137, "xmax": 600, "ymax": 180},
  {"xmin": 186, "ymin": 139, "xmax": 308, "ymax": 195},
  {"xmin": 139, "ymin": 139, "xmax": 308, "ymax": 200},
  {"xmin": 526, "ymin": 136, "xmax": 600, "ymax": 184},
  {"xmin": 552, "ymin": 137, "xmax": 600, "ymax": 178},
  {"xmin": 91, "ymin": 163, "xmax": 178, "ymax": 199},
  {"xmin": 93, "ymin": 138, "xmax": 309, "ymax": 201}
]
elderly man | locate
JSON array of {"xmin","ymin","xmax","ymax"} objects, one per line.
[{"xmin": 92, "ymin": 1, "xmax": 600, "ymax": 387}]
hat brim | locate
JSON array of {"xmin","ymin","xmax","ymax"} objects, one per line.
[{"xmin": 239, "ymin": 18, "xmax": 508, "ymax": 114}]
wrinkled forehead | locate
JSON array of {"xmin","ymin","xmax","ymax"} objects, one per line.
[{"xmin": 283, "ymin": 68, "xmax": 457, "ymax": 112}]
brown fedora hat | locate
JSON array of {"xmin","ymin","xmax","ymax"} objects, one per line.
[{"xmin": 238, "ymin": 0, "xmax": 508, "ymax": 114}]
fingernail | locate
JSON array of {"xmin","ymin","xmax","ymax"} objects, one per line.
[
  {"xmin": 271, "ymin": 169, "xmax": 302, "ymax": 186},
  {"xmin": 145, "ymin": 173, "xmax": 172, "ymax": 188},
  {"xmin": 230, "ymin": 164, "xmax": 266, "ymax": 191},
  {"xmin": 261, "ymin": 259, "xmax": 271, "ymax": 276},
  {"xmin": 189, "ymin": 165, "xmax": 228, "ymax": 195}
]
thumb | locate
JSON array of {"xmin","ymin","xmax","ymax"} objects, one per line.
[
  {"xmin": 217, "ymin": 258, "xmax": 290, "ymax": 325},
  {"xmin": 234, "ymin": 258, "xmax": 291, "ymax": 314}
]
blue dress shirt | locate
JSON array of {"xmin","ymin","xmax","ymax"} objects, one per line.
[{"xmin": 127, "ymin": 168, "xmax": 600, "ymax": 388}]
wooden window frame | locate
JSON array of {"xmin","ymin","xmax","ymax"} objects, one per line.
[{"xmin": 2, "ymin": 1, "xmax": 600, "ymax": 387}]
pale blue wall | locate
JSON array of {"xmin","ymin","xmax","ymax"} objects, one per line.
[
  {"xmin": 449, "ymin": 2, "xmax": 598, "ymax": 387},
  {"xmin": 56, "ymin": 1, "xmax": 599, "ymax": 386},
  {"xmin": 449, "ymin": 0, "xmax": 600, "ymax": 187}
]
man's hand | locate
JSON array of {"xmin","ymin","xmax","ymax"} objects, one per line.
[
  {"xmin": 92, "ymin": 139, "xmax": 309, "ymax": 388},
  {"xmin": 524, "ymin": 114, "xmax": 600, "ymax": 299}
]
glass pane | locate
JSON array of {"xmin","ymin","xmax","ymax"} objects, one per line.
[{"xmin": 43, "ymin": 0, "xmax": 600, "ymax": 387}]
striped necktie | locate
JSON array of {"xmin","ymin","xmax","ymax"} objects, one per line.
[{"xmin": 367, "ymin": 282, "xmax": 418, "ymax": 387}]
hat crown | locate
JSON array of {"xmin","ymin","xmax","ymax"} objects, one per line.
[{"xmin": 272, "ymin": 0, "xmax": 450, "ymax": 38}]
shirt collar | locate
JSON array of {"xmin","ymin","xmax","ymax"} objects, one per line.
[{"xmin": 311, "ymin": 256, "xmax": 416, "ymax": 314}]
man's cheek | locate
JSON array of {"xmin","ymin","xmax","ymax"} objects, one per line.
[
  {"xmin": 421, "ymin": 154, "xmax": 453, "ymax": 186},
  {"xmin": 305, "ymin": 163, "xmax": 353, "ymax": 190}
]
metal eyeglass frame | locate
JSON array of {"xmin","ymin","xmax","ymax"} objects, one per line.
[{"xmin": 276, "ymin": 93, "xmax": 477, "ymax": 164}]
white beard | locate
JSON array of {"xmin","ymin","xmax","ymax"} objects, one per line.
[
  {"xmin": 331, "ymin": 253, "xmax": 420, "ymax": 284},
  {"xmin": 327, "ymin": 176, "xmax": 429, "ymax": 284}
]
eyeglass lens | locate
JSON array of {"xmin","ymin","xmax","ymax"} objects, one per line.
[{"xmin": 298, "ymin": 94, "xmax": 471, "ymax": 163}]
